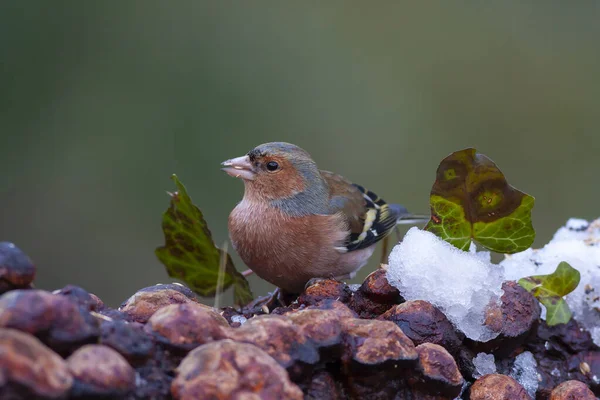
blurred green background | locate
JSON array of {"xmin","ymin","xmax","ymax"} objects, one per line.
[{"xmin": 2, "ymin": 2, "xmax": 599, "ymax": 307}]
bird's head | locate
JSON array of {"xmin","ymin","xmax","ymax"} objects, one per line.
[{"xmin": 221, "ymin": 142, "xmax": 324, "ymax": 201}]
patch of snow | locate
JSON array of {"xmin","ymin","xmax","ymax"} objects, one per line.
[
  {"xmin": 472, "ymin": 352, "xmax": 496, "ymax": 378},
  {"xmin": 386, "ymin": 228, "xmax": 504, "ymax": 342},
  {"xmin": 469, "ymin": 241, "xmax": 492, "ymax": 264},
  {"xmin": 347, "ymin": 284, "xmax": 361, "ymax": 292},
  {"xmin": 509, "ymin": 351, "xmax": 539, "ymax": 399},
  {"xmin": 501, "ymin": 217, "xmax": 600, "ymax": 346},
  {"xmin": 231, "ymin": 315, "xmax": 247, "ymax": 325},
  {"xmin": 135, "ymin": 372, "xmax": 144, "ymax": 387}
]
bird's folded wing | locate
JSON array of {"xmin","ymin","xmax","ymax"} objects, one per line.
[{"xmin": 320, "ymin": 170, "xmax": 398, "ymax": 252}]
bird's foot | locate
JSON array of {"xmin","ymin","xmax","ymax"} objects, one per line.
[{"xmin": 243, "ymin": 287, "xmax": 292, "ymax": 314}]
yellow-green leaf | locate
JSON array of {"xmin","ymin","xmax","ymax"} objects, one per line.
[
  {"xmin": 518, "ymin": 261, "xmax": 581, "ymax": 326},
  {"xmin": 155, "ymin": 174, "xmax": 253, "ymax": 306}
]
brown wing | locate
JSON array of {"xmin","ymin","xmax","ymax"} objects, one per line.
[
  {"xmin": 320, "ymin": 170, "xmax": 399, "ymax": 252},
  {"xmin": 320, "ymin": 170, "xmax": 366, "ymax": 235}
]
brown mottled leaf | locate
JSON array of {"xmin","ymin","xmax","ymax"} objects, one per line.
[
  {"xmin": 424, "ymin": 148, "xmax": 535, "ymax": 253},
  {"xmin": 155, "ymin": 174, "xmax": 253, "ymax": 306}
]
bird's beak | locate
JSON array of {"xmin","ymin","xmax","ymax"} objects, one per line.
[{"xmin": 221, "ymin": 155, "xmax": 256, "ymax": 180}]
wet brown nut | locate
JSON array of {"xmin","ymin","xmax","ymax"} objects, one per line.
[
  {"xmin": 339, "ymin": 317, "xmax": 420, "ymax": 399},
  {"xmin": 119, "ymin": 283, "xmax": 199, "ymax": 323},
  {"xmin": 0, "ymin": 328, "xmax": 73, "ymax": 399},
  {"xmin": 302, "ymin": 370, "xmax": 341, "ymax": 400},
  {"xmin": 348, "ymin": 292, "xmax": 393, "ymax": 319},
  {"xmin": 379, "ymin": 300, "xmax": 463, "ymax": 356},
  {"xmin": 99, "ymin": 308, "xmax": 133, "ymax": 322},
  {"xmin": 349, "ymin": 268, "xmax": 404, "ymax": 318},
  {"xmin": 226, "ymin": 314, "xmax": 319, "ymax": 369},
  {"xmin": 470, "ymin": 374, "xmax": 532, "ymax": 400},
  {"xmin": 298, "ymin": 279, "xmax": 352, "ymax": 307},
  {"xmin": 100, "ymin": 320, "xmax": 155, "ymax": 365},
  {"xmin": 0, "ymin": 289, "xmax": 55, "ymax": 332},
  {"xmin": 341, "ymin": 318, "xmax": 418, "ymax": 367},
  {"xmin": 89, "ymin": 293, "xmax": 104, "ymax": 310},
  {"xmin": 67, "ymin": 344, "xmax": 135, "ymax": 399},
  {"xmin": 359, "ymin": 267, "xmax": 403, "ymax": 304},
  {"xmin": 566, "ymin": 351, "xmax": 599, "ymax": 395},
  {"xmin": 284, "ymin": 300, "xmax": 357, "ymax": 364},
  {"xmin": 286, "ymin": 308, "xmax": 347, "ymax": 362},
  {"xmin": 470, "ymin": 281, "xmax": 541, "ymax": 357},
  {"xmin": 49, "ymin": 299, "xmax": 100, "ymax": 355},
  {"xmin": 286, "ymin": 308, "xmax": 345, "ymax": 348},
  {"xmin": 53, "ymin": 285, "xmax": 104, "ymax": 312},
  {"xmin": 0, "ymin": 289, "xmax": 99, "ymax": 355},
  {"xmin": 550, "ymin": 380, "xmax": 596, "ymax": 400},
  {"xmin": 409, "ymin": 343, "xmax": 464, "ymax": 398},
  {"xmin": 144, "ymin": 302, "xmax": 229, "ymax": 351},
  {"xmin": 171, "ymin": 339, "xmax": 304, "ymax": 400},
  {"xmin": 0, "ymin": 242, "xmax": 35, "ymax": 293}
]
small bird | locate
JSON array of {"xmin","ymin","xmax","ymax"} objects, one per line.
[{"xmin": 221, "ymin": 142, "xmax": 428, "ymax": 295}]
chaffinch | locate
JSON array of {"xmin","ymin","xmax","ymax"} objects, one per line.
[{"xmin": 221, "ymin": 142, "xmax": 428, "ymax": 294}]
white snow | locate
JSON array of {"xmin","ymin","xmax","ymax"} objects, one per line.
[
  {"xmin": 472, "ymin": 352, "xmax": 496, "ymax": 378},
  {"xmin": 501, "ymin": 217, "xmax": 600, "ymax": 346},
  {"xmin": 469, "ymin": 241, "xmax": 492, "ymax": 264},
  {"xmin": 386, "ymin": 217, "xmax": 600, "ymax": 346},
  {"xmin": 231, "ymin": 315, "xmax": 247, "ymax": 325},
  {"xmin": 509, "ymin": 351, "xmax": 539, "ymax": 398},
  {"xmin": 386, "ymin": 228, "xmax": 505, "ymax": 342},
  {"xmin": 347, "ymin": 284, "xmax": 362, "ymax": 292}
]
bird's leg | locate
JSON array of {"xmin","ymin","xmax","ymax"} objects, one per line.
[
  {"xmin": 380, "ymin": 235, "xmax": 390, "ymax": 264},
  {"xmin": 381, "ymin": 227, "xmax": 404, "ymax": 265},
  {"xmin": 241, "ymin": 269, "xmax": 254, "ymax": 277},
  {"xmin": 262, "ymin": 288, "xmax": 286, "ymax": 309},
  {"xmin": 276, "ymin": 288, "xmax": 294, "ymax": 307},
  {"xmin": 243, "ymin": 287, "xmax": 292, "ymax": 314},
  {"xmin": 394, "ymin": 226, "xmax": 402, "ymax": 242}
]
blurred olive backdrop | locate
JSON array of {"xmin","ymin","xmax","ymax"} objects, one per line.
[{"xmin": 1, "ymin": 2, "xmax": 599, "ymax": 307}]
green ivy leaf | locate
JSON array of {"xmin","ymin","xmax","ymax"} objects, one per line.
[
  {"xmin": 518, "ymin": 261, "xmax": 581, "ymax": 326},
  {"xmin": 155, "ymin": 174, "xmax": 253, "ymax": 306},
  {"xmin": 424, "ymin": 148, "xmax": 535, "ymax": 253}
]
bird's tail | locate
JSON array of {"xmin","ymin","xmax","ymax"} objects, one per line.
[{"xmin": 388, "ymin": 204, "xmax": 430, "ymax": 225}]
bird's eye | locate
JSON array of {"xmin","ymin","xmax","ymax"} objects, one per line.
[{"xmin": 266, "ymin": 161, "xmax": 279, "ymax": 172}]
